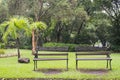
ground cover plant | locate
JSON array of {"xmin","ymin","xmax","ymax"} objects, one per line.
[{"xmin": 0, "ymin": 49, "xmax": 120, "ymax": 79}]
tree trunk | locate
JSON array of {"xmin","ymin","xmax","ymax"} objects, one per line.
[
  {"xmin": 32, "ymin": 29, "xmax": 36, "ymax": 54},
  {"xmin": 77, "ymin": 22, "xmax": 84, "ymax": 35},
  {"xmin": 16, "ymin": 37, "xmax": 20, "ymax": 59},
  {"xmin": 101, "ymin": 40, "xmax": 106, "ymax": 47},
  {"xmin": 74, "ymin": 22, "xmax": 84, "ymax": 43},
  {"xmin": 57, "ymin": 32, "xmax": 61, "ymax": 42},
  {"xmin": 32, "ymin": 0, "xmax": 43, "ymax": 54},
  {"xmin": 56, "ymin": 21, "xmax": 62, "ymax": 42}
]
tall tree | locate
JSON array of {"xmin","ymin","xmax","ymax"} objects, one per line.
[
  {"xmin": 89, "ymin": 11, "xmax": 111, "ymax": 47},
  {"xmin": 27, "ymin": 0, "xmax": 48, "ymax": 54},
  {"xmin": 0, "ymin": 16, "xmax": 30, "ymax": 59},
  {"xmin": 6, "ymin": 0, "xmax": 48, "ymax": 53},
  {"xmin": 94, "ymin": 0, "xmax": 120, "ymax": 49},
  {"xmin": 30, "ymin": 21, "xmax": 47, "ymax": 54}
]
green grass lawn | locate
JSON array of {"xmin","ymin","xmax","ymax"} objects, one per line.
[{"xmin": 0, "ymin": 49, "xmax": 120, "ymax": 79}]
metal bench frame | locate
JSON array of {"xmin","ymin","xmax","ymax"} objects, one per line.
[
  {"xmin": 33, "ymin": 47, "xmax": 68, "ymax": 71},
  {"xmin": 75, "ymin": 47, "xmax": 112, "ymax": 70}
]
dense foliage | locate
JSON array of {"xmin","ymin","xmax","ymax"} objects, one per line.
[{"xmin": 0, "ymin": 0, "xmax": 120, "ymax": 52}]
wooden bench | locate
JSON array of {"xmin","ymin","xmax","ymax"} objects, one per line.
[
  {"xmin": 33, "ymin": 47, "xmax": 68, "ymax": 71},
  {"xmin": 75, "ymin": 46, "xmax": 112, "ymax": 70}
]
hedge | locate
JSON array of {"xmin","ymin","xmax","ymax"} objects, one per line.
[{"xmin": 43, "ymin": 42, "xmax": 90, "ymax": 51}]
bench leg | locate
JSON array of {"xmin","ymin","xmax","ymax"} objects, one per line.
[
  {"xmin": 109, "ymin": 60, "xmax": 112, "ymax": 70},
  {"xmin": 34, "ymin": 61, "xmax": 37, "ymax": 71},
  {"xmin": 36, "ymin": 61, "xmax": 37, "ymax": 69},
  {"xmin": 34, "ymin": 61, "xmax": 36, "ymax": 71},
  {"xmin": 67, "ymin": 60, "xmax": 68, "ymax": 70},
  {"xmin": 66, "ymin": 60, "xmax": 68, "ymax": 70},
  {"xmin": 76, "ymin": 60, "xmax": 78, "ymax": 70},
  {"xmin": 106, "ymin": 60, "xmax": 108, "ymax": 68}
]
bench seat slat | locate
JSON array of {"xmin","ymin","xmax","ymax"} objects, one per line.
[
  {"xmin": 37, "ymin": 53, "xmax": 68, "ymax": 56},
  {"xmin": 76, "ymin": 52, "xmax": 110, "ymax": 55},
  {"xmin": 75, "ymin": 47, "xmax": 112, "ymax": 70},
  {"xmin": 76, "ymin": 58, "xmax": 112, "ymax": 60},
  {"xmin": 76, "ymin": 53, "xmax": 109, "ymax": 55},
  {"xmin": 33, "ymin": 58, "xmax": 68, "ymax": 61},
  {"xmin": 33, "ymin": 47, "xmax": 69, "ymax": 70}
]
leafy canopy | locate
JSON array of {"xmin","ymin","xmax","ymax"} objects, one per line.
[
  {"xmin": 0, "ymin": 16, "xmax": 30, "ymax": 43},
  {"xmin": 30, "ymin": 21, "xmax": 47, "ymax": 31}
]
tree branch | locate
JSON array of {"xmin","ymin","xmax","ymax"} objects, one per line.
[{"xmin": 101, "ymin": 5, "xmax": 116, "ymax": 20}]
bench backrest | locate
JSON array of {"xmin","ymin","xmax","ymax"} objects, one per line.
[
  {"xmin": 37, "ymin": 47, "xmax": 68, "ymax": 52},
  {"xmin": 75, "ymin": 46, "xmax": 110, "ymax": 57},
  {"xmin": 34, "ymin": 47, "xmax": 68, "ymax": 58},
  {"xmin": 75, "ymin": 46, "xmax": 107, "ymax": 52},
  {"xmin": 76, "ymin": 51, "xmax": 111, "ymax": 57}
]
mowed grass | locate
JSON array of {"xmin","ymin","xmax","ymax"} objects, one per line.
[{"xmin": 0, "ymin": 49, "xmax": 120, "ymax": 79}]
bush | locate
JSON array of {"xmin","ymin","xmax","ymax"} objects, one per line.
[
  {"xmin": 0, "ymin": 43, "xmax": 5, "ymax": 49},
  {"xmin": 23, "ymin": 46, "xmax": 32, "ymax": 49},
  {"xmin": 20, "ymin": 45, "xmax": 32, "ymax": 49},
  {"xmin": 0, "ymin": 49, "xmax": 5, "ymax": 54},
  {"xmin": 110, "ymin": 45, "xmax": 120, "ymax": 52},
  {"xmin": 43, "ymin": 42, "xmax": 90, "ymax": 52}
]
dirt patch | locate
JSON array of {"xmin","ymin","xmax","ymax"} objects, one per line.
[
  {"xmin": 78, "ymin": 68, "xmax": 109, "ymax": 75},
  {"xmin": 36, "ymin": 69, "xmax": 67, "ymax": 75}
]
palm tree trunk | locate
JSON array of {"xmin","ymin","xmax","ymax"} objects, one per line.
[
  {"xmin": 32, "ymin": 29, "xmax": 36, "ymax": 54},
  {"xmin": 16, "ymin": 37, "xmax": 20, "ymax": 59}
]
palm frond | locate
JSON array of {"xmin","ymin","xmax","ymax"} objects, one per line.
[
  {"xmin": 0, "ymin": 21, "xmax": 9, "ymax": 34},
  {"xmin": 30, "ymin": 21, "xmax": 47, "ymax": 30},
  {"xmin": 1, "ymin": 16, "xmax": 31, "ymax": 43},
  {"xmin": 2, "ymin": 26, "xmax": 11, "ymax": 43}
]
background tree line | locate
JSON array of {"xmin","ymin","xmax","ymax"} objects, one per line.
[{"xmin": 0, "ymin": 0, "xmax": 120, "ymax": 52}]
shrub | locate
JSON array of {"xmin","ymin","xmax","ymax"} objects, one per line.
[
  {"xmin": 20, "ymin": 45, "xmax": 32, "ymax": 49},
  {"xmin": 110, "ymin": 45, "xmax": 120, "ymax": 52},
  {"xmin": 43, "ymin": 42, "xmax": 90, "ymax": 51},
  {"xmin": 23, "ymin": 46, "xmax": 32, "ymax": 49},
  {"xmin": 0, "ymin": 49, "xmax": 5, "ymax": 54},
  {"xmin": 0, "ymin": 43, "xmax": 5, "ymax": 49}
]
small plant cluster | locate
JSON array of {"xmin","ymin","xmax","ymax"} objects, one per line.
[
  {"xmin": 0, "ymin": 43, "xmax": 5, "ymax": 49},
  {"xmin": 0, "ymin": 49, "xmax": 5, "ymax": 54}
]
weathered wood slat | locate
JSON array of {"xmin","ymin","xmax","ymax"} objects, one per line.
[
  {"xmin": 34, "ymin": 58, "xmax": 68, "ymax": 61},
  {"xmin": 76, "ymin": 58, "xmax": 112, "ymax": 60},
  {"xmin": 37, "ymin": 47, "xmax": 68, "ymax": 51},
  {"xmin": 76, "ymin": 51, "xmax": 110, "ymax": 55},
  {"xmin": 33, "ymin": 47, "xmax": 69, "ymax": 71},
  {"xmin": 75, "ymin": 46, "xmax": 107, "ymax": 51},
  {"xmin": 75, "ymin": 46, "xmax": 112, "ymax": 70},
  {"xmin": 37, "ymin": 53, "xmax": 68, "ymax": 56}
]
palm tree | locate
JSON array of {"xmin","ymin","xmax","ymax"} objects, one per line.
[
  {"xmin": 30, "ymin": 22, "xmax": 47, "ymax": 54},
  {"xmin": 0, "ymin": 16, "xmax": 30, "ymax": 59}
]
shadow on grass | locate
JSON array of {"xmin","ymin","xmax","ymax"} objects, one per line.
[
  {"xmin": 77, "ymin": 68, "xmax": 109, "ymax": 75},
  {"xmin": 35, "ymin": 68, "xmax": 67, "ymax": 75}
]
